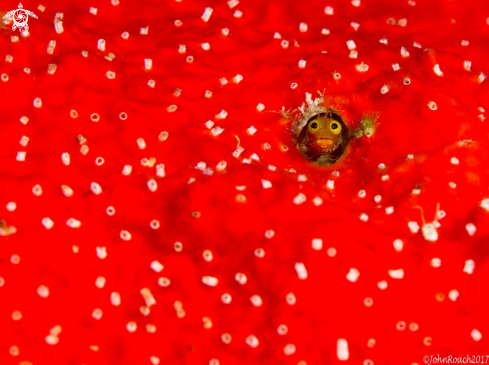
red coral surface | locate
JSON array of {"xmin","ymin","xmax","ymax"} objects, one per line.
[{"xmin": 1, "ymin": 0, "xmax": 489, "ymax": 364}]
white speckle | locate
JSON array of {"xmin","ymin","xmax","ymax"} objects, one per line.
[
  {"xmin": 126, "ymin": 322, "xmax": 137, "ymax": 333},
  {"xmin": 397, "ymin": 18, "xmax": 407, "ymax": 26},
  {"xmin": 235, "ymin": 273, "xmax": 247, "ymax": 285},
  {"xmin": 95, "ymin": 276, "xmax": 106, "ymax": 288},
  {"xmin": 256, "ymin": 103, "xmax": 265, "ymax": 112},
  {"xmin": 480, "ymin": 198, "xmax": 489, "ymax": 211},
  {"xmin": 120, "ymin": 230, "xmax": 132, "ymax": 241},
  {"xmin": 147, "ymin": 179, "xmax": 157, "ymax": 192},
  {"xmin": 281, "ymin": 40, "xmax": 289, "ymax": 49},
  {"xmin": 327, "ymin": 247, "xmax": 337, "ymax": 257},
  {"xmin": 158, "ymin": 277, "xmax": 171, "ymax": 287},
  {"xmin": 393, "ymin": 239, "xmax": 403, "ymax": 252},
  {"xmin": 350, "ymin": 22, "xmax": 360, "ymax": 31},
  {"xmin": 141, "ymin": 288, "xmax": 156, "ymax": 307},
  {"xmin": 463, "ymin": 259, "xmax": 475, "ymax": 274},
  {"xmin": 232, "ymin": 146, "xmax": 245, "ymax": 158},
  {"xmin": 374, "ymin": 195, "xmax": 382, "ymax": 203},
  {"xmin": 261, "ymin": 179, "xmax": 272, "ymax": 190},
  {"xmin": 277, "ymin": 324, "xmax": 288, "ymax": 335},
  {"xmin": 273, "ymin": 32, "xmax": 281, "ymax": 39},
  {"xmin": 380, "ymin": 36, "xmax": 388, "ymax": 45},
  {"xmin": 346, "ymin": 40, "xmax": 356, "ymax": 50},
  {"xmin": 61, "ymin": 153, "xmax": 70, "ymax": 166},
  {"xmin": 227, "ymin": 0, "xmax": 239, "ymax": 8},
  {"xmin": 313, "ymin": 197, "xmax": 323, "ymax": 206},
  {"xmin": 144, "ymin": 58, "xmax": 153, "ymax": 70},
  {"xmin": 250, "ymin": 153, "xmax": 259, "ymax": 161},
  {"xmin": 245, "ymin": 335, "xmax": 259, "ymax": 348},
  {"xmin": 150, "ymin": 356, "xmax": 160, "ymax": 365},
  {"xmin": 222, "ymin": 27, "xmax": 230, "ymax": 36},
  {"xmin": 211, "ymin": 127, "xmax": 224, "ymax": 136},
  {"xmin": 20, "ymin": 116, "xmax": 29, "ymax": 125},
  {"xmin": 464, "ymin": 60, "xmax": 472, "ymax": 71},
  {"xmin": 349, "ymin": 50, "xmax": 357, "ymax": 59},
  {"xmin": 156, "ymin": 164, "xmax": 165, "ymax": 177},
  {"xmin": 42, "ymin": 217, "xmax": 54, "ymax": 230},
  {"xmin": 32, "ymin": 184, "xmax": 43, "ymax": 196},
  {"xmin": 326, "ymin": 180, "xmax": 334, "ymax": 189},
  {"xmin": 33, "ymin": 97, "xmax": 42, "ymax": 108},
  {"xmin": 400, "ymin": 47, "xmax": 410, "ymax": 57},
  {"xmin": 378, "ymin": 280, "xmax": 388, "ymax": 290},
  {"xmin": 385, "ymin": 206, "xmax": 394, "ymax": 215},
  {"xmin": 451, "ymin": 157, "xmax": 459, "ymax": 165},
  {"xmin": 67, "ymin": 218, "xmax": 81, "ymax": 229},
  {"xmin": 290, "ymin": 82, "xmax": 298, "ymax": 89},
  {"xmin": 233, "ymin": 10, "xmax": 243, "ymax": 18},
  {"xmin": 431, "ymin": 258, "xmax": 441, "ymax": 268},
  {"xmin": 250, "ymin": 295, "xmax": 263, "ymax": 307},
  {"xmin": 122, "ymin": 165, "xmax": 132, "ymax": 176},
  {"xmin": 461, "ymin": 40, "xmax": 469, "ymax": 46},
  {"xmin": 448, "ymin": 289, "xmax": 459, "ymax": 301},
  {"xmin": 428, "ymin": 101, "xmax": 438, "ymax": 110},
  {"xmin": 356, "ymin": 62, "xmax": 369, "ymax": 72},
  {"xmin": 298, "ymin": 174, "xmax": 307, "ymax": 182},
  {"xmin": 254, "ymin": 248, "xmax": 265, "ymax": 258},
  {"xmin": 360, "ymin": 213, "xmax": 368, "ymax": 222},
  {"xmin": 216, "ymin": 110, "xmax": 228, "ymax": 119},
  {"xmin": 110, "ymin": 292, "xmax": 121, "ymax": 306},
  {"xmin": 150, "ymin": 261, "xmax": 164, "ymax": 273},
  {"xmin": 45, "ymin": 334, "xmax": 59, "ymax": 345},
  {"xmin": 299, "ymin": 22, "xmax": 308, "ymax": 32},
  {"xmin": 358, "ymin": 190, "xmax": 366, "ymax": 198},
  {"xmin": 203, "ymin": 250, "xmax": 213, "ymax": 262},
  {"xmin": 388, "ymin": 269, "xmax": 404, "ymax": 279},
  {"xmin": 148, "ymin": 80, "xmax": 156, "ymax": 88},
  {"xmin": 268, "ymin": 165, "xmax": 277, "ymax": 171},
  {"xmin": 295, "ymin": 263, "xmax": 308, "ymax": 280},
  {"xmin": 293, "ymin": 193, "xmax": 307, "ymax": 205},
  {"xmin": 479, "ymin": 73, "xmax": 486, "ymax": 83},
  {"xmin": 352, "ymin": 0, "xmax": 361, "ymax": 6},
  {"xmin": 6, "ymin": 202, "xmax": 16, "ymax": 211},
  {"xmin": 449, "ymin": 182, "xmax": 456, "ymax": 188},
  {"xmin": 471, "ymin": 329, "xmax": 482, "ymax": 341},
  {"xmin": 312, "ymin": 238, "xmax": 323, "ymax": 250},
  {"xmin": 121, "ymin": 31, "xmax": 129, "ymax": 40},
  {"xmin": 321, "ymin": 28, "xmax": 330, "ymax": 35},
  {"xmin": 97, "ymin": 39, "xmax": 106, "ymax": 51},
  {"xmin": 247, "ymin": 126, "xmax": 257, "ymax": 135},
  {"xmin": 216, "ymin": 161, "xmax": 227, "ymax": 171},
  {"xmin": 392, "ymin": 63, "xmax": 400, "ymax": 71},
  {"xmin": 422, "ymin": 223, "xmax": 438, "ymax": 242},
  {"xmin": 433, "ymin": 64, "xmax": 444, "ymax": 77},
  {"xmin": 346, "ymin": 268, "xmax": 360, "ymax": 282},
  {"xmin": 89, "ymin": 7, "xmax": 97, "ymax": 15},
  {"xmin": 202, "ymin": 276, "xmax": 218, "ymax": 287},
  {"xmin": 284, "ymin": 344, "xmax": 296, "ymax": 356},
  {"xmin": 37, "ymin": 285, "xmax": 49, "ymax": 298},
  {"xmin": 16, "ymin": 152, "xmax": 26, "ymax": 161},
  {"xmin": 95, "ymin": 246, "xmax": 107, "ymax": 259},
  {"xmin": 286, "ymin": 292, "xmax": 296, "ymax": 305},
  {"xmin": 298, "ymin": 59, "xmax": 306, "ymax": 68},
  {"xmin": 92, "ymin": 308, "xmax": 103, "ymax": 320},
  {"xmin": 337, "ymin": 339, "xmax": 349, "ymax": 361},
  {"xmin": 381, "ymin": 84, "xmax": 389, "ymax": 94},
  {"xmin": 413, "ymin": 41, "xmax": 422, "ymax": 48},
  {"xmin": 233, "ymin": 74, "xmax": 243, "ymax": 83},
  {"xmin": 381, "ymin": 175, "xmax": 390, "ymax": 181},
  {"xmin": 140, "ymin": 26, "xmax": 149, "ymax": 35},
  {"xmin": 91, "ymin": 182, "xmax": 102, "ymax": 195},
  {"xmin": 466, "ymin": 223, "xmax": 476, "ymax": 236},
  {"xmin": 324, "ymin": 6, "xmax": 334, "ymax": 15}
]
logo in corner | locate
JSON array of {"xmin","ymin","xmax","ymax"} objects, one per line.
[{"xmin": 3, "ymin": 3, "xmax": 38, "ymax": 32}]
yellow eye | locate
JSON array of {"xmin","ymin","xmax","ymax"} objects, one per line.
[
  {"xmin": 330, "ymin": 121, "xmax": 341, "ymax": 135},
  {"xmin": 308, "ymin": 121, "xmax": 319, "ymax": 133}
]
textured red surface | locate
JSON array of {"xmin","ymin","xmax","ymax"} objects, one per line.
[{"xmin": 1, "ymin": 0, "xmax": 489, "ymax": 364}]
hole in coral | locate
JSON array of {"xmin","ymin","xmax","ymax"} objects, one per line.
[
  {"xmin": 119, "ymin": 112, "xmax": 128, "ymax": 120},
  {"xmin": 403, "ymin": 77, "xmax": 411, "ymax": 85},
  {"xmin": 296, "ymin": 111, "xmax": 350, "ymax": 166},
  {"xmin": 91, "ymin": 113, "xmax": 100, "ymax": 122}
]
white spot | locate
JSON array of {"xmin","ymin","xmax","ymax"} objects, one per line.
[
  {"xmin": 298, "ymin": 59, "xmax": 306, "ymax": 68},
  {"xmin": 202, "ymin": 276, "xmax": 218, "ymax": 287},
  {"xmin": 201, "ymin": 7, "xmax": 213, "ymax": 22},
  {"xmin": 379, "ymin": 36, "xmax": 388, "ymax": 45},
  {"xmin": 385, "ymin": 206, "xmax": 394, "ymax": 215},
  {"xmin": 216, "ymin": 161, "xmax": 227, "ymax": 171},
  {"xmin": 398, "ymin": 18, "xmax": 407, "ymax": 27},
  {"xmin": 312, "ymin": 238, "xmax": 323, "ymax": 250},
  {"xmin": 293, "ymin": 193, "xmax": 306, "ymax": 205},
  {"xmin": 360, "ymin": 213, "xmax": 368, "ymax": 222},
  {"xmin": 148, "ymin": 80, "xmax": 156, "ymax": 88},
  {"xmin": 20, "ymin": 116, "xmax": 29, "ymax": 125},
  {"xmin": 393, "ymin": 239, "xmax": 403, "ymax": 252},
  {"xmin": 381, "ymin": 85, "xmax": 389, "ymax": 94},
  {"xmin": 6, "ymin": 202, "xmax": 17, "ymax": 211},
  {"xmin": 321, "ymin": 28, "xmax": 330, "ymax": 35},
  {"xmin": 120, "ymin": 230, "xmax": 132, "ymax": 241},
  {"xmin": 346, "ymin": 40, "xmax": 356, "ymax": 50},
  {"xmin": 378, "ymin": 280, "xmax": 388, "ymax": 290},
  {"xmin": 97, "ymin": 39, "xmax": 105, "ymax": 51},
  {"xmin": 90, "ymin": 182, "xmax": 102, "ymax": 195},
  {"xmin": 121, "ymin": 31, "xmax": 129, "ymax": 40},
  {"xmin": 281, "ymin": 40, "xmax": 289, "ymax": 49},
  {"xmin": 463, "ymin": 259, "xmax": 475, "ymax": 274},
  {"xmin": 140, "ymin": 26, "xmax": 149, "ymax": 35},
  {"xmin": 261, "ymin": 179, "xmax": 272, "ymax": 189},
  {"xmin": 33, "ymin": 97, "xmax": 42, "ymax": 108},
  {"xmin": 284, "ymin": 344, "xmax": 296, "ymax": 356},
  {"xmin": 326, "ymin": 180, "xmax": 334, "ymax": 189},
  {"xmin": 277, "ymin": 324, "xmax": 288, "ymax": 335},
  {"xmin": 45, "ymin": 334, "xmax": 59, "ymax": 345},
  {"xmin": 273, "ymin": 32, "xmax": 281, "ymax": 39},
  {"xmin": 233, "ymin": 74, "xmax": 243, "ymax": 84},
  {"xmin": 235, "ymin": 273, "xmax": 247, "ymax": 285},
  {"xmin": 471, "ymin": 329, "xmax": 482, "ymax": 341},
  {"xmin": 150, "ymin": 356, "xmax": 160, "ymax": 365},
  {"xmin": 433, "ymin": 64, "xmax": 444, "ymax": 77},
  {"xmin": 388, "ymin": 269, "xmax": 404, "ymax": 279},
  {"xmin": 141, "ymin": 288, "xmax": 156, "ymax": 307},
  {"xmin": 147, "ymin": 179, "xmax": 157, "ymax": 192},
  {"xmin": 110, "ymin": 292, "xmax": 121, "ymax": 306},
  {"xmin": 408, "ymin": 221, "xmax": 420, "ymax": 234},
  {"xmin": 346, "ymin": 268, "xmax": 360, "ymax": 282},
  {"xmin": 89, "ymin": 7, "xmax": 97, "ymax": 15},
  {"xmin": 42, "ymin": 217, "xmax": 54, "ymax": 230},
  {"xmin": 466, "ymin": 223, "xmax": 476, "ymax": 236},
  {"xmin": 37, "ymin": 285, "xmax": 49, "ymax": 298},
  {"xmin": 221, "ymin": 293, "xmax": 232, "ymax": 304},
  {"xmin": 324, "ymin": 6, "xmax": 334, "ymax": 15},
  {"xmin": 350, "ymin": 22, "xmax": 360, "ymax": 31},
  {"xmin": 313, "ymin": 197, "xmax": 323, "ymax": 206},
  {"xmin": 126, "ymin": 321, "xmax": 137, "ymax": 333},
  {"xmin": 92, "ymin": 308, "xmax": 103, "ymax": 320},
  {"xmin": 295, "ymin": 262, "xmax": 308, "ymax": 280},
  {"xmin": 227, "ymin": 0, "xmax": 239, "ymax": 8},
  {"xmin": 449, "ymin": 289, "xmax": 459, "ymax": 301},
  {"xmin": 245, "ymin": 335, "xmax": 259, "ymax": 348},
  {"xmin": 392, "ymin": 63, "xmax": 400, "ymax": 71},
  {"xmin": 232, "ymin": 146, "xmax": 245, "ymax": 158},
  {"xmin": 431, "ymin": 258, "xmax": 441, "ymax": 268},
  {"xmin": 264, "ymin": 230, "xmax": 275, "ymax": 239},
  {"xmin": 299, "ymin": 22, "xmax": 308, "ymax": 32},
  {"xmin": 122, "ymin": 165, "xmax": 132, "ymax": 176},
  {"xmin": 352, "ymin": 0, "xmax": 361, "ymax": 6},
  {"xmin": 16, "ymin": 152, "xmax": 26, "ymax": 161},
  {"xmin": 358, "ymin": 190, "xmax": 366, "ymax": 198},
  {"xmin": 400, "ymin": 47, "xmax": 410, "ymax": 57},
  {"xmin": 337, "ymin": 339, "xmax": 349, "ymax": 361},
  {"xmin": 374, "ymin": 195, "xmax": 382, "ymax": 203},
  {"xmin": 480, "ymin": 198, "xmax": 489, "ymax": 211},
  {"xmin": 461, "ymin": 40, "xmax": 469, "ymax": 46},
  {"xmin": 144, "ymin": 59, "xmax": 153, "ymax": 70},
  {"xmin": 286, "ymin": 292, "xmax": 296, "ymax": 305},
  {"xmin": 211, "ymin": 127, "xmax": 224, "ymax": 136},
  {"xmin": 95, "ymin": 276, "xmax": 106, "ymax": 288},
  {"xmin": 356, "ymin": 62, "xmax": 369, "ymax": 72},
  {"xmin": 250, "ymin": 295, "xmax": 263, "ymax": 307},
  {"xmin": 256, "ymin": 103, "xmax": 265, "ymax": 112},
  {"xmin": 150, "ymin": 261, "xmax": 164, "ymax": 273},
  {"xmin": 233, "ymin": 10, "xmax": 243, "ymax": 18}
]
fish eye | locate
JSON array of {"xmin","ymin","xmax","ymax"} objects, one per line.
[
  {"xmin": 308, "ymin": 121, "xmax": 319, "ymax": 132},
  {"xmin": 330, "ymin": 121, "xmax": 342, "ymax": 134},
  {"xmin": 311, "ymin": 122, "xmax": 318, "ymax": 129}
]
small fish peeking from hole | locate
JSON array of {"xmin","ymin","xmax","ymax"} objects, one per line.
[
  {"xmin": 297, "ymin": 112, "xmax": 349, "ymax": 166},
  {"xmin": 289, "ymin": 92, "xmax": 377, "ymax": 166}
]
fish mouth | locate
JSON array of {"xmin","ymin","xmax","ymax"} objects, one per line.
[{"xmin": 315, "ymin": 138, "xmax": 334, "ymax": 150}]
